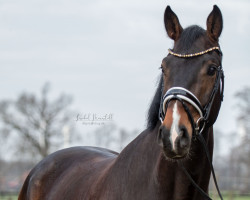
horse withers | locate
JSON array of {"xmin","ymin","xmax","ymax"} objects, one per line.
[{"xmin": 19, "ymin": 5, "xmax": 224, "ymax": 200}]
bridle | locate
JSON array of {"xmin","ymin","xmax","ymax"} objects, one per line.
[
  {"xmin": 158, "ymin": 47, "xmax": 224, "ymax": 200},
  {"xmin": 159, "ymin": 46, "xmax": 224, "ymax": 138}
]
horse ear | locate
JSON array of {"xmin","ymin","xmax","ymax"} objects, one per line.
[
  {"xmin": 164, "ymin": 6, "xmax": 183, "ymax": 41},
  {"xmin": 206, "ymin": 5, "xmax": 223, "ymax": 41}
]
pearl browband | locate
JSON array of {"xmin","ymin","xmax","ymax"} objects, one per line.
[{"xmin": 168, "ymin": 46, "xmax": 220, "ymax": 58}]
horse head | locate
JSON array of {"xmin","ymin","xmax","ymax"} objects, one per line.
[{"xmin": 158, "ymin": 5, "xmax": 224, "ymax": 160}]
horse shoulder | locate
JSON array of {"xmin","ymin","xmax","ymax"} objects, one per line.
[{"xmin": 18, "ymin": 146, "xmax": 118, "ymax": 200}]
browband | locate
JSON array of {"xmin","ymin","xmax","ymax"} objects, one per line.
[{"xmin": 168, "ymin": 47, "xmax": 220, "ymax": 58}]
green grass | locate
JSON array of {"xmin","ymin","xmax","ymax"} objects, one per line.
[
  {"xmin": 0, "ymin": 195, "xmax": 18, "ymax": 200},
  {"xmin": 217, "ymin": 197, "xmax": 250, "ymax": 200},
  {"xmin": 211, "ymin": 194, "xmax": 250, "ymax": 200},
  {"xmin": 225, "ymin": 197, "xmax": 250, "ymax": 200}
]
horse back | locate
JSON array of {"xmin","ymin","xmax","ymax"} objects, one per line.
[{"xmin": 18, "ymin": 146, "xmax": 118, "ymax": 200}]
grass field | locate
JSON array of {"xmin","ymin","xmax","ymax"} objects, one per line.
[
  {"xmin": 0, "ymin": 195, "xmax": 18, "ymax": 200},
  {"xmin": 211, "ymin": 193, "xmax": 250, "ymax": 200},
  {"xmin": 213, "ymin": 197, "xmax": 250, "ymax": 200}
]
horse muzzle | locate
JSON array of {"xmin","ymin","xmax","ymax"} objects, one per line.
[
  {"xmin": 158, "ymin": 87, "xmax": 205, "ymax": 159},
  {"xmin": 158, "ymin": 100, "xmax": 193, "ymax": 159}
]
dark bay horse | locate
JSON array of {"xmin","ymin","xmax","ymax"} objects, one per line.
[{"xmin": 19, "ymin": 5, "xmax": 224, "ymax": 200}]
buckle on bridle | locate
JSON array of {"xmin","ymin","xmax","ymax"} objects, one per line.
[{"xmin": 195, "ymin": 117, "xmax": 205, "ymax": 136}]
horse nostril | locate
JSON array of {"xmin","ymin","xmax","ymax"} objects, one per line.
[
  {"xmin": 179, "ymin": 129, "xmax": 184, "ymax": 137},
  {"xmin": 179, "ymin": 126, "xmax": 189, "ymax": 149},
  {"xmin": 179, "ymin": 126, "xmax": 188, "ymax": 138}
]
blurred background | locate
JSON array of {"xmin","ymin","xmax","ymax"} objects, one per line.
[{"xmin": 0, "ymin": 0, "xmax": 250, "ymax": 199}]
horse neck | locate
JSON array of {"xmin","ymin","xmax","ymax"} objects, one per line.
[
  {"xmin": 104, "ymin": 123, "xmax": 214, "ymax": 199},
  {"xmin": 114, "ymin": 124, "xmax": 163, "ymax": 180},
  {"xmin": 100, "ymin": 124, "xmax": 163, "ymax": 195}
]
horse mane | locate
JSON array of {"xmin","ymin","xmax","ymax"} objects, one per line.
[
  {"xmin": 176, "ymin": 25, "xmax": 206, "ymax": 52},
  {"xmin": 147, "ymin": 75, "xmax": 163, "ymax": 130},
  {"xmin": 146, "ymin": 25, "xmax": 205, "ymax": 130}
]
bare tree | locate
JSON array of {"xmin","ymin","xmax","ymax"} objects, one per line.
[
  {"xmin": 0, "ymin": 83, "xmax": 74, "ymax": 160},
  {"xmin": 229, "ymin": 86, "xmax": 250, "ymax": 193},
  {"xmin": 118, "ymin": 128, "xmax": 138, "ymax": 151},
  {"xmin": 236, "ymin": 86, "xmax": 250, "ymax": 133},
  {"xmin": 93, "ymin": 123, "xmax": 117, "ymax": 150},
  {"xmin": 92, "ymin": 124, "xmax": 139, "ymax": 152}
]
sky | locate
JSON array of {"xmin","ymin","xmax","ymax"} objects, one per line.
[{"xmin": 0, "ymin": 0, "xmax": 250, "ymax": 156}]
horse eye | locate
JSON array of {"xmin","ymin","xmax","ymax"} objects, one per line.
[
  {"xmin": 160, "ymin": 65, "xmax": 164, "ymax": 73},
  {"xmin": 207, "ymin": 65, "xmax": 217, "ymax": 76}
]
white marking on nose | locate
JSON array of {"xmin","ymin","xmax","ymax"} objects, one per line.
[{"xmin": 170, "ymin": 102, "xmax": 180, "ymax": 150}]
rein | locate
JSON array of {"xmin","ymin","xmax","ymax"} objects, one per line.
[{"xmin": 159, "ymin": 47, "xmax": 224, "ymax": 200}]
